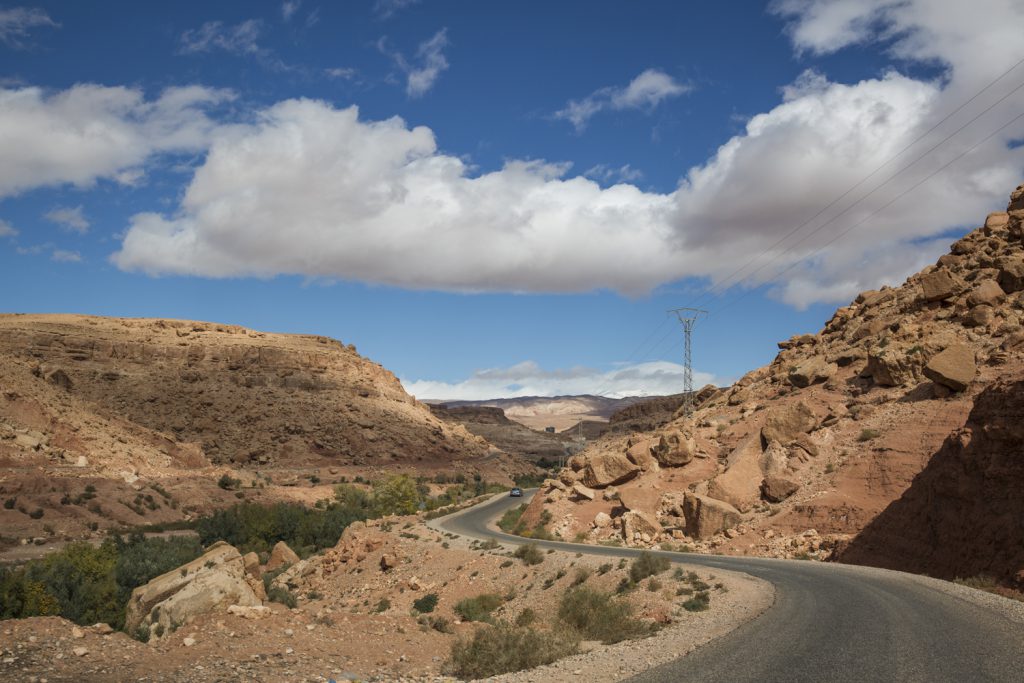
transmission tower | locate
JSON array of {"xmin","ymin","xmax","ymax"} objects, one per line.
[{"xmin": 668, "ymin": 307, "xmax": 707, "ymax": 416}]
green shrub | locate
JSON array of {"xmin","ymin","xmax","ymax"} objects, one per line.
[
  {"xmin": 515, "ymin": 608, "xmax": 536, "ymax": 627},
  {"xmin": 513, "ymin": 543, "xmax": 544, "ymax": 566},
  {"xmin": 413, "ymin": 592, "xmax": 438, "ymax": 614},
  {"xmin": 454, "ymin": 592, "xmax": 504, "ymax": 623},
  {"xmin": 267, "ymin": 586, "xmax": 297, "ymax": 609},
  {"xmin": 682, "ymin": 591, "xmax": 711, "ymax": 612},
  {"xmin": 858, "ymin": 429, "xmax": 881, "ymax": 442},
  {"xmin": 498, "ymin": 504, "xmax": 527, "ymax": 534},
  {"xmin": 373, "ymin": 598, "xmax": 391, "ymax": 613},
  {"xmin": 447, "ymin": 621, "xmax": 578, "ymax": 678},
  {"xmin": 196, "ymin": 501, "xmax": 367, "ymax": 555},
  {"xmin": 571, "ymin": 568, "xmax": 591, "ymax": 587},
  {"xmin": 629, "ymin": 552, "xmax": 670, "ymax": 584},
  {"xmin": 3, "ymin": 498, "xmax": 15, "ymax": 510},
  {"xmin": 217, "ymin": 474, "xmax": 241, "ymax": 491},
  {"xmin": 557, "ymin": 587, "xmax": 656, "ymax": 644}
]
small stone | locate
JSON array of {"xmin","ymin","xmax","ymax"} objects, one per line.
[
  {"xmin": 71, "ymin": 627, "xmax": 84, "ymax": 639},
  {"xmin": 182, "ymin": 637, "xmax": 196, "ymax": 647},
  {"xmin": 72, "ymin": 647, "xmax": 88, "ymax": 657}
]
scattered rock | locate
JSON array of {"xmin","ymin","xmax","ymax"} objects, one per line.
[
  {"xmin": 571, "ymin": 483, "xmax": 596, "ymax": 501},
  {"xmin": 266, "ymin": 541, "xmax": 300, "ymax": 572},
  {"xmin": 919, "ymin": 270, "xmax": 961, "ymax": 301},
  {"xmin": 760, "ymin": 477, "xmax": 800, "ymax": 503},
  {"xmin": 580, "ymin": 452, "xmax": 640, "ymax": 488},
  {"xmin": 761, "ymin": 401, "xmax": 816, "ymax": 445},
  {"xmin": 787, "ymin": 356, "xmax": 837, "ymax": 388},
  {"xmin": 682, "ymin": 494, "xmax": 741, "ymax": 540},
  {"xmin": 651, "ymin": 431, "xmax": 694, "ymax": 467}
]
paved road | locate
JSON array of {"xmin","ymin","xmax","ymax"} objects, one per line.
[{"xmin": 432, "ymin": 491, "xmax": 1024, "ymax": 683}]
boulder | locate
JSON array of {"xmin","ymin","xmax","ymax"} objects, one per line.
[
  {"xmin": 966, "ymin": 280, "xmax": 1006, "ymax": 307},
  {"xmin": 761, "ymin": 477, "xmax": 800, "ymax": 503},
  {"xmin": 919, "ymin": 270, "xmax": 960, "ymax": 302},
  {"xmin": 625, "ymin": 439, "xmax": 658, "ymax": 471},
  {"xmin": 985, "ymin": 212, "xmax": 1010, "ymax": 232},
  {"xmin": 616, "ymin": 487, "xmax": 660, "ymax": 515},
  {"xmin": 266, "ymin": 541, "xmax": 300, "ymax": 572},
  {"xmin": 997, "ymin": 257, "xmax": 1024, "ymax": 293},
  {"xmin": 45, "ymin": 368, "xmax": 73, "ymax": 391},
  {"xmin": 864, "ymin": 344, "xmax": 924, "ymax": 387},
  {"xmin": 788, "ymin": 356, "xmax": 837, "ymax": 388},
  {"xmin": 961, "ymin": 305, "xmax": 994, "ymax": 328},
  {"xmin": 924, "ymin": 344, "xmax": 976, "ymax": 392},
  {"xmin": 708, "ymin": 435, "xmax": 763, "ymax": 512},
  {"xmin": 592, "ymin": 512, "xmax": 612, "ymax": 529},
  {"xmin": 651, "ymin": 431, "xmax": 694, "ymax": 467},
  {"xmin": 682, "ymin": 494, "xmax": 741, "ymax": 540},
  {"xmin": 379, "ymin": 553, "xmax": 397, "ymax": 571},
  {"xmin": 571, "ymin": 483, "xmax": 596, "ymax": 501},
  {"xmin": 622, "ymin": 510, "xmax": 661, "ymax": 544},
  {"xmin": 761, "ymin": 401, "xmax": 816, "ymax": 445},
  {"xmin": 580, "ymin": 452, "xmax": 640, "ymax": 488},
  {"xmin": 124, "ymin": 542, "xmax": 262, "ymax": 638}
]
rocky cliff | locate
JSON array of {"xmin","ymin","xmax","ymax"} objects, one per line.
[{"xmin": 534, "ymin": 181, "xmax": 1024, "ymax": 588}]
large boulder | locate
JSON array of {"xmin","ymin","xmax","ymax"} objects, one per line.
[
  {"xmin": 124, "ymin": 542, "xmax": 262, "ymax": 638},
  {"xmin": 966, "ymin": 280, "xmax": 1006, "ymax": 308},
  {"xmin": 581, "ymin": 452, "xmax": 640, "ymax": 488},
  {"xmin": 571, "ymin": 483, "xmax": 596, "ymax": 501},
  {"xmin": 682, "ymin": 494, "xmax": 741, "ymax": 540},
  {"xmin": 708, "ymin": 434, "xmax": 763, "ymax": 512},
  {"xmin": 919, "ymin": 270, "xmax": 960, "ymax": 302},
  {"xmin": 761, "ymin": 401, "xmax": 816, "ymax": 445},
  {"xmin": 761, "ymin": 477, "xmax": 800, "ymax": 503},
  {"xmin": 864, "ymin": 344, "xmax": 924, "ymax": 387},
  {"xmin": 266, "ymin": 541, "xmax": 300, "ymax": 572},
  {"xmin": 651, "ymin": 431, "xmax": 694, "ymax": 467},
  {"xmin": 788, "ymin": 356, "xmax": 837, "ymax": 388},
  {"xmin": 997, "ymin": 257, "xmax": 1024, "ymax": 293},
  {"xmin": 625, "ymin": 439, "xmax": 658, "ymax": 471},
  {"xmin": 924, "ymin": 344, "xmax": 976, "ymax": 392},
  {"xmin": 622, "ymin": 510, "xmax": 661, "ymax": 545}
]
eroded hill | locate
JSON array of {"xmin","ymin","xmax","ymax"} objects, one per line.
[
  {"xmin": 531, "ymin": 181, "xmax": 1024, "ymax": 589},
  {"xmin": 0, "ymin": 315, "xmax": 515, "ymax": 541}
]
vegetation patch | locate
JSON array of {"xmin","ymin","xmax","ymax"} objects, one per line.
[
  {"xmin": 557, "ymin": 587, "xmax": 657, "ymax": 643},
  {"xmin": 454, "ymin": 592, "xmax": 504, "ymax": 623},
  {"xmin": 446, "ymin": 621, "xmax": 578, "ymax": 679}
]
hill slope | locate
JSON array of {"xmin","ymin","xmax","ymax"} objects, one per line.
[{"xmin": 534, "ymin": 181, "xmax": 1024, "ymax": 589}]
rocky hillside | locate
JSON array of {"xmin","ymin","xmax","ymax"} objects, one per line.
[
  {"xmin": 0, "ymin": 315, "xmax": 511, "ymax": 540},
  {"xmin": 531, "ymin": 182, "xmax": 1024, "ymax": 589},
  {"xmin": 429, "ymin": 404, "xmax": 571, "ymax": 462},
  {"xmin": 435, "ymin": 394, "xmax": 651, "ymax": 431}
]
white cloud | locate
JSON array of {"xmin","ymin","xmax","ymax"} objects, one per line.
[
  {"xmin": 584, "ymin": 164, "xmax": 644, "ymax": 185},
  {"xmin": 325, "ymin": 67, "xmax": 358, "ymax": 80},
  {"xmin": 0, "ymin": 6, "xmax": 57, "ymax": 48},
  {"xmin": 0, "ymin": 218, "xmax": 17, "ymax": 237},
  {"xmin": 180, "ymin": 20, "xmax": 262, "ymax": 56},
  {"xmin": 381, "ymin": 29, "xmax": 449, "ymax": 97},
  {"xmin": 44, "ymin": 205, "xmax": 89, "ymax": 233},
  {"xmin": 281, "ymin": 1, "xmax": 300, "ymax": 21},
  {"xmin": 401, "ymin": 360, "xmax": 716, "ymax": 401},
  {"xmin": 0, "ymin": 83, "xmax": 233, "ymax": 198},
  {"xmin": 555, "ymin": 69, "xmax": 691, "ymax": 131},
  {"xmin": 374, "ymin": 0, "xmax": 420, "ymax": 20},
  {"xmin": 50, "ymin": 248, "xmax": 81, "ymax": 263}
]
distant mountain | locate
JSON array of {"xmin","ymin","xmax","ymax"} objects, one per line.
[{"xmin": 429, "ymin": 394, "xmax": 660, "ymax": 431}]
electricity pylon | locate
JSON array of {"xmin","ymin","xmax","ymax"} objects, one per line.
[{"xmin": 668, "ymin": 307, "xmax": 707, "ymax": 416}]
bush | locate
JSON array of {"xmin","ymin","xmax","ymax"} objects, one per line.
[
  {"xmin": 447, "ymin": 621, "xmax": 578, "ymax": 678},
  {"xmin": 267, "ymin": 586, "xmax": 297, "ymax": 609},
  {"xmin": 629, "ymin": 552, "xmax": 670, "ymax": 584},
  {"xmin": 515, "ymin": 607, "xmax": 536, "ymax": 627},
  {"xmin": 682, "ymin": 591, "xmax": 711, "ymax": 612},
  {"xmin": 413, "ymin": 592, "xmax": 438, "ymax": 614},
  {"xmin": 498, "ymin": 504, "xmax": 527, "ymax": 535},
  {"xmin": 557, "ymin": 587, "xmax": 656, "ymax": 644},
  {"xmin": 3, "ymin": 498, "xmax": 15, "ymax": 510},
  {"xmin": 858, "ymin": 429, "xmax": 881, "ymax": 442},
  {"xmin": 217, "ymin": 474, "xmax": 241, "ymax": 491},
  {"xmin": 373, "ymin": 598, "xmax": 391, "ymax": 613},
  {"xmin": 454, "ymin": 593, "xmax": 504, "ymax": 623},
  {"xmin": 196, "ymin": 501, "xmax": 368, "ymax": 556},
  {"xmin": 513, "ymin": 543, "xmax": 544, "ymax": 566}
]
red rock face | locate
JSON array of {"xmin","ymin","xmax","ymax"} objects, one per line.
[{"xmin": 838, "ymin": 380, "xmax": 1024, "ymax": 587}]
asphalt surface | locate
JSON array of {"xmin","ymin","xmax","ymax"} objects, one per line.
[{"xmin": 432, "ymin": 491, "xmax": 1024, "ymax": 683}]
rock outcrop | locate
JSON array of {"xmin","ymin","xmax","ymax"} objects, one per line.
[
  {"xmin": 682, "ymin": 494, "xmax": 741, "ymax": 540},
  {"xmin": 124, "ymin": 542, "xmax": 262, "ymax": 639}
]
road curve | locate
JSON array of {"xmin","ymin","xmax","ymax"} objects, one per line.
[{"xmin": 431, "ymin": 491, "xmax": 1024, "ymax": 683}]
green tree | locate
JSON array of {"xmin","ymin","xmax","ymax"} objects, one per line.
[{"xmin": 371, "ymin": 475, "xmax": 421, "ymax": 516}]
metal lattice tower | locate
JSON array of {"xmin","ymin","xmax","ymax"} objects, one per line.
[{"xmin": 668, "ymin": 308, "xmax": 707, "ymax": 416}]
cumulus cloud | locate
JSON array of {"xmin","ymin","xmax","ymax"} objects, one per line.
[
  {"xmin": 0, "ymin": 6, "xmax": 57, "ymax": 48},
  {"xmin": 401, "ymin": 360, "xmax": 716, "ymax": 401},
  {"xmin": 0, "ymin": 218, "xmax": 17, "ymax": 237},
  {"xmin": 50, "ymin": 248, "xmax": 81, "ymax": 263},
  {"xmin": 381, "ymin": 29, "xmax": 449, "ymax": 97},
  {"xmin": 0, "ymin": 83, "xmax": 233, "ymax": 197},
  {"xmin": 180, "ymin": 20, "xmax": 262, "ymax": 56},
  {"xmin": 44, "ymin": 205, "xmax": 89, "ymax": 233},
  {"xmin": 555, "ymin": 69, "xmax": 691, "ymax": 131}
]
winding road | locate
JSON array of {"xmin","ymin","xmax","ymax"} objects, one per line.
[{"xmin": 431, "ymin": 491, "xmax": 1024, "ymax": 683}]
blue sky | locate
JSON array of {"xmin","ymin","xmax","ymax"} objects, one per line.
[{"xmin": 1, "ymin": 0, "xmax": 1023, "ymax": 399}]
